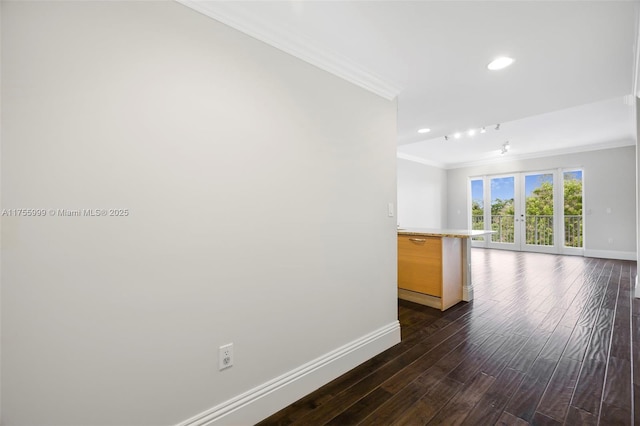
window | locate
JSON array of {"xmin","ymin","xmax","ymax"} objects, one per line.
[
  {"xmin": 563, "ymin": 170, "xmax": 583, "ymax": 248},
  {"xmin": 470, "ymin": 169, "xmax": 584, "ymax": 254}
]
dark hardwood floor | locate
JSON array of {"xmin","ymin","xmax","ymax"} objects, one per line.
[{"xmin": 258, "ymin": 249, "xmax": 638, "ymax": 425}]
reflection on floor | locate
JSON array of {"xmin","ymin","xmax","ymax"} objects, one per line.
[{"xmin": 259, "ymin": 249, "xmax": 637, "ymax": 425}]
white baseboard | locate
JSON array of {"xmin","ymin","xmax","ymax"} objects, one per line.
[
  {"xmin": 177, "ymin": 321, "xmax": 401, "ymax": 426},
  {"xmin": 583, "ymin": 249, "xmax": 637, "ymax": 261}
]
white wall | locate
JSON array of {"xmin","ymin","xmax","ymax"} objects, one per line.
[
  {"xmin": 447, "ymin": 146, "xmax": 637, "ymax": 258},
  {"xmin": 397, "ymin": 158, "xmax": 447, "ymax": 228},
  {"xmin": 637, "ymin": 98, "xmax": 640, "ymax": 265},
  {"xmin": 1, "ymin": 2, "xmax": 399, "ymax": 425}
]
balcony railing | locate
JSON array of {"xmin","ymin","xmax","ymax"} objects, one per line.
[
  {"xmin": 564, "ymin": 215, "xmax": 583, "ymax": 248},
  {"xmin": 525, "ymin": 215, "xmax": 553, "ymax": 246},
  {"xmin": 471, "ymin": 214, "xmax": 583, "ymax": 247},
  {"xmin": 491, "ymin": 215, "xmax": 515, "ymax": 243},
  {"xmin": 471, "ymin": 215, "xmax": 485, "ymax": 240}
]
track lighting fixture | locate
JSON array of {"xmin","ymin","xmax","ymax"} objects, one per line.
[
  {"xmin": 442, "ymin": 123, "xmax": 500, "ymax": 141},
  {"xmin": 500, "ymin": 141, "xmax": 510, "ymax": 155}
]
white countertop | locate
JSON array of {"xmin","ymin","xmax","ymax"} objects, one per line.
[{"xmin": 397, "ymin": 228, "xmax": 495, "ymax": 238}]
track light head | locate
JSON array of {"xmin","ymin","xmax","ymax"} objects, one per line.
[{"xmin": 499, "ymin": 141, "xmax": 510, "ymax": 155}]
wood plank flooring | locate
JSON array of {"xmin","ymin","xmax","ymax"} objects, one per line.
[{"xmin": 257, "ymin": 249, "xmax": 637, "ymax": 425}]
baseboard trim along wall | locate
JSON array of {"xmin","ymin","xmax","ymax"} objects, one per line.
[
  {"xmin": 177, "ymin": 321, "xmax": 401, "ymax": 426},
  {"xmin": 584, "ymin": 249, "xmax": 637, "ymax": 261}
]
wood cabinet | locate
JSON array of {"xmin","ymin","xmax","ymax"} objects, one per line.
[
  {"xmin": 397, "ymin": 235, "xmax": 442, "ymax": 296},
  {"xmin": 398, "ymin": 234, "xmax": 462, "ymax": 311}
]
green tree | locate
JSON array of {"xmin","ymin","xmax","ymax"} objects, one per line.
[
  {"xmin": 526, "ymin": 181, "xmax": 554, "ymax": 216},
  {"xmin": 491, "ymin": 198, "xmax": 514, "ymax": 243},
  {"xmin": 472, "ymin": 200, "xmax": 483, "ymax": 216},
  {"xmin": 563, "ymin": 175, "xmax": 583, "ymax": 247},
  {"xmin": 491, "ymin": 198, "xmax": 514, "ymax": 215},
  {"xmin": 564, "ymin": 178, "xmax": 582, "ymax": 215},
  {"xmin": 471, "ymin": 200, "xmax": 484, "ymax": 236},
  {"xmin": 525, "ymin": 181, "xmax": 554, "ymax": 245}
]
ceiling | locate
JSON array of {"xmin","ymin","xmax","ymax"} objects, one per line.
[{"xmin": 179, "ymin": 0, "xmax": 639, "ymax": 168}]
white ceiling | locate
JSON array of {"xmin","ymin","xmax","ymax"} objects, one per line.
[
  {"xmin": 398, "ymin": 95, "xmax": 635, "ymax": 168},
  {"xmin": 180, "ymin": 0, "xmax": 639, "ymax": 168}
]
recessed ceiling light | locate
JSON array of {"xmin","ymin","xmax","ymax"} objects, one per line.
[
  {"xmin": 487, "ymin": 57, "xmax": 514, "ymax": 71},
  {"xmin": 480, "ymin": 127, "xmax": 487, "ymax": 134},
  {"xmin": 467, "ymin": 129, "xmax": 476, "ymax": 137},
  {"xmin": 418, "ymin": 128, "xmax": 431, "ymax": 134},
  {"xmin": 454, "ymin": 132, "xmax": 461, "ymax": 139}
]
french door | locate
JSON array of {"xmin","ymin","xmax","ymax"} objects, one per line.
[{"xmin": 470, "ymin": 169, "xmax": 583, "ymax": 254}]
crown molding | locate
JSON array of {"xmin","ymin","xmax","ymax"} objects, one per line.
[
  {"xmin": 445, "ymin": 138, "xmax": 636, "ymax": 170},
  {"xmin": 396, "ymin": 152, "xmax": 446, "ymax": 169},
  {"xmin": 175, "ymin": 0, "xmax": 402, "ymax": 101}
]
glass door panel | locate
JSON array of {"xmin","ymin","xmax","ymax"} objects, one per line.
[
  {"xmin": 523, "ymin": 173, "xmax": 554, "ymax": 249},
  {"xmin": 563, "ymin": 170, "xmax": 583, "ymax": 248},
  {"xmin": 470, "ymin": 179, "xmax": 485, "ymax": 242},
  {"xmin": 469, "ymin": 169, "xmax": 583, "ymax": 255},
  {"xmin": 490, "ymin": 176, "xmax": 516, "ymax": 246}
]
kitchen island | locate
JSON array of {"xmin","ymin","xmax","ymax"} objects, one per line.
[{"xmin": 397, "ymin": 228, "xmax": 493, "ymax": 311}]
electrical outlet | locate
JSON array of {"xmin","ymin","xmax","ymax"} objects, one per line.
[{"xmin": 219, "ymin": 343, "xmax": 233, "ymax": 370}]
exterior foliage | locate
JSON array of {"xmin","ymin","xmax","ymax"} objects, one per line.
[{"xmin": 472, "ymin": 175, "xmax": 583, "ymax": 247}]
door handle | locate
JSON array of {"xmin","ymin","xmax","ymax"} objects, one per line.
[{"xmin": 409, "ymin": 238, "xmax": 426, "ymax": 243}]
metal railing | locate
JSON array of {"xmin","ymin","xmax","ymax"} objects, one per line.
[
  {"xmin": 525, "ymin": 215, "xmax": 553, "ymax": 246},
  {"xmin": 491, "ymin": 215, "xmax": 515, "ymax": 243},
  {"xmin": 472, "ymin": 214, "xmax": 583, "ymax": 247},
  {"xmin": 564, "ymin": 215, "xmax": 583, "ymax": 248},
  {"xmin": 471, "ymin": 215, "xmax": 485, "ymax": 240}
]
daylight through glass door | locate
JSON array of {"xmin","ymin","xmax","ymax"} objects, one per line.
[
  {"xmin": 522, "ymin": 173, "xmax": 554, "ymax": 249},
  {"xmin": 490, "ymin": 176, "xmax": 516, "ymax": 245},
  {"xmin": 563, "ymin": 170, "xmax": 583, "ymax": 249},
  {"xmin": 469, "ymin": 169, "xmax": 583, "ymax": 254}
]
